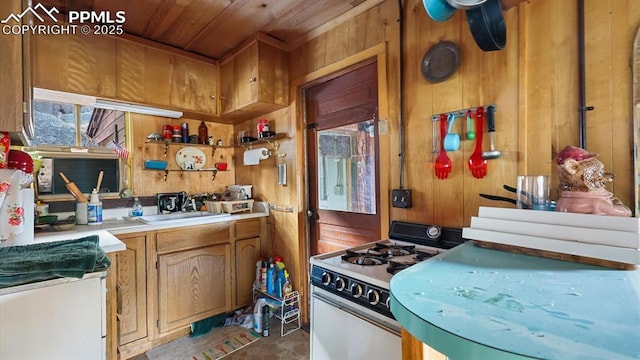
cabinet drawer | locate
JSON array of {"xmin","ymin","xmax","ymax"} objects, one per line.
[
  {"xmin": 235, "ymin": 219, "xmax": 261, "ymax": 239},
  {"xmin": 156, "ymin": 222, "xmax": 230, "ymax": 254}
]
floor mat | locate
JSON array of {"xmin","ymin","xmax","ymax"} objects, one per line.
[{"xmin": 146, "ymin": 326, "xmax": 261, "ymax": 360}]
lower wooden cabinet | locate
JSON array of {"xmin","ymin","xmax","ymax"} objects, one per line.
[
  {"xmin": 157, "ymin": 243, "xmax": 232, "ymax": 333},
  {"xmin": 110, "ymin": 218, "xmax": 265, "ymax": 360},
  {"xmin": 235, "ymin": 237, "xmax": 261, "ymax": 307},
  {"xmin": 116, "ymin": 234, "xmax": 148, "ymax": 345}
]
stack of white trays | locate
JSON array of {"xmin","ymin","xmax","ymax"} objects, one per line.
[{"xmin": 462, "ymin": 207, "xmax": 640, "ymax": 268}]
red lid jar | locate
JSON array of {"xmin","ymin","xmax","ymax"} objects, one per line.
[{"xmin": 257, "ymin": 119, "xmax": 269, "ymax": 135}]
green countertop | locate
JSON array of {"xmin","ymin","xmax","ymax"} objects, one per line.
[{"xmin": 389, "ymin": 242, "xmax": 640, "ymax": 360}]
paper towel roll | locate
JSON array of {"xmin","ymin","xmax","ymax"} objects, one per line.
[{"xmin": 243, "ymin": 148, "xmax": 270, "ymax": 165}]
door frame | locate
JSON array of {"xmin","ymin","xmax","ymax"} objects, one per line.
[{"xmin": 291, "ymin": 43, "xmax": 391, "ymax": 321}]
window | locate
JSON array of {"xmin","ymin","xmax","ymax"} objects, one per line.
[{"xmin": 32, "ymin": 100, "xmax": 126, "ymax": 148}]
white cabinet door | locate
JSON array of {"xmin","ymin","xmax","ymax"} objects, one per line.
[
  {"xmin": 0, "ymin": 276, "xmax": 104, "ymax": 360},
  {"xmin": 311, "ymin": 294, "xmax": 401, "ymax": 360}
]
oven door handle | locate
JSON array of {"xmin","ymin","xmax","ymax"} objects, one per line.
[{"xmin": 312, "ymin": 292, "xmax": 401, "ymax": 337}]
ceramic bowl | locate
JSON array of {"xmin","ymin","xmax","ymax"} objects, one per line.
[{"xmin": 422, "ymin": 0, "xmax": 456, "ymax": 22}]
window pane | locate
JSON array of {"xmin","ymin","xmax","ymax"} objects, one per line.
[
  {"xmin": 31, "ymin": 100, "xmax": 77, "ymax": 146},
  {"xmin": 317, "ymin": 120, "xmax": 376, "ymax": 214},
  {"xmin": 80, "ymin": 105, "xmax": 93, "ymax": 147}
]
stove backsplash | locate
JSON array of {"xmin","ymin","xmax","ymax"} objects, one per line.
[{"xmin": 388, "ymin": 221, "xmax": 464, "ymax": 249}]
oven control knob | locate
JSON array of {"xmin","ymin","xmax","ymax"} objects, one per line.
[
  {"xmin": 351, "ymin": 283, "xmax": 363, "ymax": 298},
  {"xmin": 321, "ymin": 272, "xmax": 332, "ymax": 286},
  {"xmin": 335, "ymin": 277, "xmax": 346, "ymax": 291},
  {"xmin": 367, "ymin": 289, "xmax": 380, "ymax": 305},
  {"xmin": 385, "ymin": 296, "xmax": 392, "ymax": 309}
]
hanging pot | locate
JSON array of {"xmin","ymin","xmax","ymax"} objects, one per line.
[
  {"xmin": 465, "ymin": 0, "xmax": 506, "ymax": 51},
  {"xmin": 445, "ymin": 0, "xmax": 487, "ymax": 10},
  {"xmin": 422, "ymin": 0, "xmax": 456, "ymax": 22}
]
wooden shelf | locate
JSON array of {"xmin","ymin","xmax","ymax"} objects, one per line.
[
  {"xmin": 142, "ymin": 168, "xmax": 220, "ymax": 181},
  {"xmin": 236, "ymin": 133, "xmax": 286, "ymax": 149},
  {"xmin": 145, "ymin": 140, "xmax": 222, "ymax": 157}
]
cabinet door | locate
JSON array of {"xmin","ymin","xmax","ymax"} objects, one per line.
[
  {"xmin": 116, "ymin": 41, "xmax": 171, "ymax": 108},
  {"xmin": 233, "ymin": 42, "xmax": 258, "ymax": 109},
  {"xmin": 157, "ymin": 243, "xmax": 231, "ymax": 333},
  {"xmin": 235, "ymin": 237, "xmax": 261, "ymax": 307},
  {"xmin": 116, "ymin": 235, "xmax": 147, "ymax": 345},
  {"xmin": 32, "ymin": 33, "xmax": 117, "ymax": 98},
  {"xmin": 219, "ymin": 59, "xmax": 235, "ymax": 115},
  {"xmin": 0, "ymin": 0, "xmax": 32, "ymax": 143},
  {"xmin": 171, "ymin": 57, "xmax": 217, "ymax": 114}
]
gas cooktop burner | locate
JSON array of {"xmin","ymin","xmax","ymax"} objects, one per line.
[
  {"xmin": 368, "ymin": 243, "xmax": 416, "ymax": 257},
  {"xmin": 342, "ymin": 251, "xmax": 387, "ymax": 266},
  {"xmin": 415, "ymin": 250, "xmax": 439, "ymax": 262},
  {"xmin": 386, "ymin": 261, "xmax": 410, "ymax": 275}
]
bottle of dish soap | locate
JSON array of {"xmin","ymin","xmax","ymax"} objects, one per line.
[
  {"xmin": 130, "ymin": 197, "xmax": 143, "ymax": 217},
  {"xmin": 87, "ymin": 188, "xmax": 103, "ymax": 225}
]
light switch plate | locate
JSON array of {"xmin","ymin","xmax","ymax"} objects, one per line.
[{"xmin": 392, "ymin": 189, "xmax": 412, "ymax": 208}]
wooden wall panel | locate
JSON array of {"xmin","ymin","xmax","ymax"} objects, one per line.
[
  {"xmin": 280, "ymin": 0, "xmax": 640, "ymax": 267},
  {"xmin": 130, "ymin": 115, "xmax": 234, "ymax": 197}
]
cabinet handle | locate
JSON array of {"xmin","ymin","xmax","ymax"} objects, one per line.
[
  {"xmin": 219, "ymin": 96, "xmax": 227, "ymax": 100},
  {"xmin": 209, "ymin": 95, "xmax": 216, "ymax": 100},
  {"xmin": 249, "ymin": 77, "xmax": 257, "ymax": 84}
]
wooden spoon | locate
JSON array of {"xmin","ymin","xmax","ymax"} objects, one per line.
[{"xmin": 96, "ymin": 170, "xmax": 104, "ymax": 193}]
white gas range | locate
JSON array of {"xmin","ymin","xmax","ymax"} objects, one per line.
[{"xmin": 309, "ymin": 221, "xmax": 464, "ymax": 360}]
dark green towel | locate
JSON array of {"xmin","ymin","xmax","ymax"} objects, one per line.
[{"xmin": 0, "ymin": 235, "xmax": 111, "ymax": 288}]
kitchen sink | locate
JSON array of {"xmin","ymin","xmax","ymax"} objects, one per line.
[{"xmin": 137, "ymin": 211, "xmax": 230, "ymax": 224}]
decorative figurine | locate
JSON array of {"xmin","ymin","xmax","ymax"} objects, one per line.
[{"xmin": 555, "ymin": 146, "xmax": 631, "ymax": 217}]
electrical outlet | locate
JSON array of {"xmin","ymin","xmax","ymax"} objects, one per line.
[{"xmin": 391, "ymin": 189, "xmax": 412, "ymax": 208}]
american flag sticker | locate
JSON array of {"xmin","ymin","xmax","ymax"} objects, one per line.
[{"xmin": 112, "ymin": 140, "xmax": 129, "ymax": 161}]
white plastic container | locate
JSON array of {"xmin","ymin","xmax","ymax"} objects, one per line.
[
  {"xmin": 253, "ymin": 298, "xmax": 266, "ymax": 334},
  {"xmin": 87, "ymin": 189, "xmax": 102, "ymax": 225}
]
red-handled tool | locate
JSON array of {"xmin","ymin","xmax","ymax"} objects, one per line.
[{"xmin": 468, "ymin": 107, "xmax": 487, "ymax": 178}]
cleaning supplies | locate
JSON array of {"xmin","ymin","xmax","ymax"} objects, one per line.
[
  {"xmin": 283, "ymin": 270, "xmax": 293, "ymax": 296},
  {"xmin": 253, "ymin": 298, "xmax": 266, "ymax": 334},
  {"xmin": 255, "ymin": 259, "xmax": 262, "ymax": 289},
  {"xmin": 276, "ymin": 268, "xmax": 285, "ymax": 298},
  {"xmin": 260, "ymin": 261, "xmax": 267, "ymax": 291},
  {"xmin": 87, "ymin": 189, "xmax": 102, "ymax": 225},
  {"xmin": 262, "ymin": 304, "xmax": 270, "ymax": 337},
  {"xmin": 266, "ymin": 263, "xmax": 276, "ymax": 295},
  {"xmin": 130, "ymin": 197, "xmax": 143, "ymax": 217}
]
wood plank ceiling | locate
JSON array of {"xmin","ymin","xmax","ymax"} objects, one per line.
[{"xmin": 39, "ymin": 0, "xmax": 370, "ymax": 60}]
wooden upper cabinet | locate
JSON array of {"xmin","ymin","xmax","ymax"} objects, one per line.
[
  {"xmin": 116, "ymin": 40, "xmax": 217, "ymax": 115},
  {"xmin": 219, "ymin": 59, "xmax": 235, "ymax": 115},
  {"xmin": 32, "ymin": 33, "xmax": 117, "ymax": 98},
  {"xmin": 219, "ymin": 34, "xmax": 288, "ymax": 121},
  {"xmin": 0, "ymin": 0, "xmax": 33, "ymax": 144}
]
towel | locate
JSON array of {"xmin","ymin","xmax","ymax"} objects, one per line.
[
  {"xmin": 0, "ymin": 169, "xmax": 34, "ymax": 245},
  {"xmin": 0, "ymin": 235, "xmax": 111, "ymax": 288},
  {"xmin": 243, "ymin": 148, "xmax": 270, "ymax": 165}
]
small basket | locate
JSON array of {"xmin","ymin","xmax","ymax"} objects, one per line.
[{"xmin": 205, "ymin": 200, "xmax": 254, "ymax": 214}]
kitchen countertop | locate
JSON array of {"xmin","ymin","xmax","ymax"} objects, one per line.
[
  {"xmin": 34, "ymin": 209, "xmax": 269, "ymax": 254},
  {"xmin": 389, "ymin": 242, "xmax": 640, "ymax": 360}
]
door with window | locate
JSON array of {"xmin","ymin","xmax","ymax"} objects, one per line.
[{"xmin": 306, "ymin": 61, "xmax": 380, "ymax": 255}]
